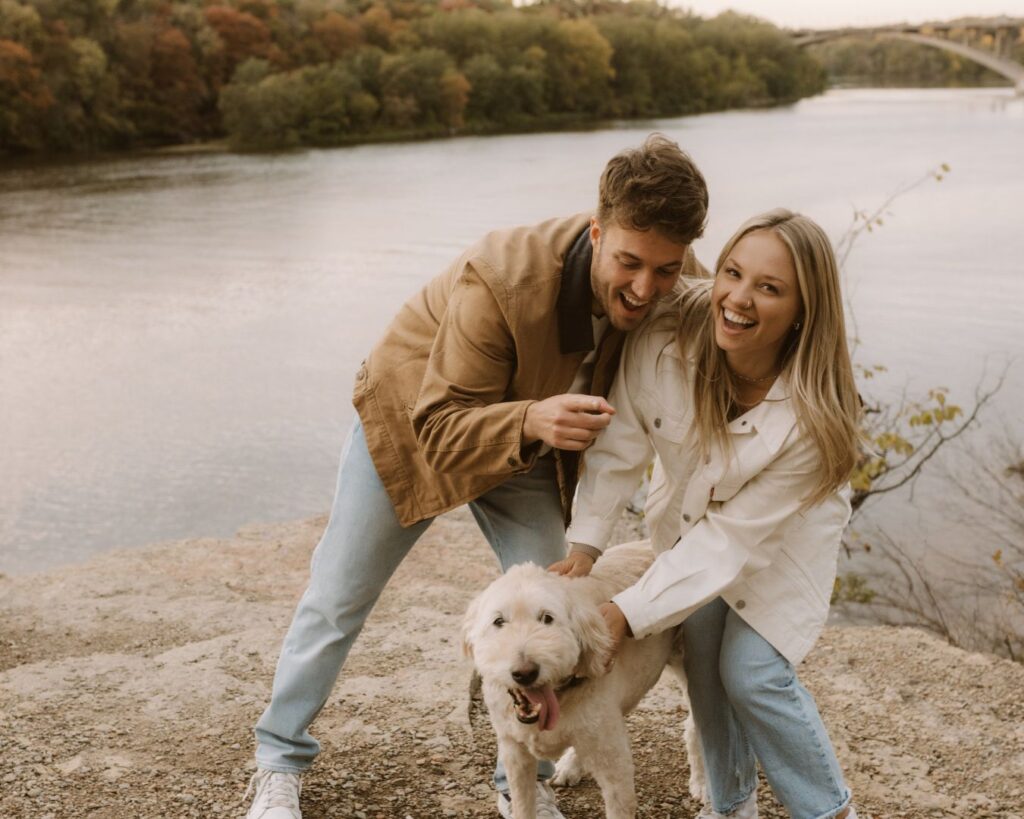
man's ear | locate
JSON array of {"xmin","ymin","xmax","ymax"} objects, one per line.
[{"xmin": 589, "ymin": 217, "xmax": 602, "ymax": 249}]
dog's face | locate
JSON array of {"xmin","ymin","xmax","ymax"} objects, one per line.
[{"xmin": 462, "ymin": 562, "xmax": 612, "ymax": 731}]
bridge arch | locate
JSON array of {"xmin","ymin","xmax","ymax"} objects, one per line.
[{"xmin": 795, "ymin": 29, "xmax": 1024, "ymax": 92}]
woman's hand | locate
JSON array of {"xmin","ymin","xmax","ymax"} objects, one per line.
[
  {"xmin": 548, "ymin": 551, "xmax": 595, "ymax": 577},
  {"xmin": 598, "ymin": 601, "xmax": 631, "ymax": 667}
]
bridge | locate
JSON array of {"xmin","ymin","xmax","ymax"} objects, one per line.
[{"xmin": 792, "ymin": 17, "xmax": 1024, "ymax": 93}]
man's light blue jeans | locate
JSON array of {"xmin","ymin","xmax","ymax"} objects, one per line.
[
  {"xmin": 254, "ymin": 419, "xmax": 567, "ymax": 787},
  {"xmin": 682, "ymin": 597, "xmax": 852, "ymax": 819}
]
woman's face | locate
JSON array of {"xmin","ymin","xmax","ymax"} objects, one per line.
[{"xmin": 712, "ymin": 229, "xmax": 803, "ymax": 373}]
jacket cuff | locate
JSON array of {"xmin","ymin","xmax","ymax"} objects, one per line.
[
  {"xmin": 611, "ymin": 585, "xmax": 663, "ymax": 641},
  {"xmin": 569, "ymin": 543, "xmax": 602, "ymax": 561},
  {"xmin": 506, "ymin": 399, "xmax": 539, "ymax": 472},
  {"xmin": 564, "ymin": 516, "xmax": 615, "ymax": 555}
]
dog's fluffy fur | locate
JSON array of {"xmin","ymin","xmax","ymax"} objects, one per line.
[{"xmin": 462, "ymin": 542, "xmax": 704, "ymax": 819}]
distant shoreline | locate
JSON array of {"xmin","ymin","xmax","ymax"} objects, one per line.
[{"xmin": 3, "ymin": 84, "xmax": 1015, "ymax": 169}]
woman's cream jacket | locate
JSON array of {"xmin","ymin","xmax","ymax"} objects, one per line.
[{"xmin": 565, "ymin": 320, "xmax": 851, "ymax": 664}]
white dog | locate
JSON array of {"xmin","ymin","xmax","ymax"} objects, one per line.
[{"xmin": 462, "ymin": 542, "xmax": 704, "ymax": 819}]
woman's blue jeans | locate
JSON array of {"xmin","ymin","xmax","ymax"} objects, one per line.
[
  {"xmin": 682, "ymin": 597, "xmax": 852, "ymax": 819},
  {"xmin": 254, "ymin": 419, "xmax": 567, "ymax": 786}
]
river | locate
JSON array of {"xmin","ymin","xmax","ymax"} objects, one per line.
[{"xmin": 1, "ymin": 87, "xmax": 1022, "ymax": 576}]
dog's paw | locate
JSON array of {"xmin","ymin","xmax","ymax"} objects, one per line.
[{"xmin": 552, "ymin": 747, "xmax": 585, "ymax": 786}]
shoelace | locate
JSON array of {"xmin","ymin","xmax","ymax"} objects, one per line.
[
  {"xmin": 535, "ymin": 783, "xmax": 563, "ymax": 819},
  {"xmin": 245, "ymin": 771, "xmax": 301, "ymax": 812}
]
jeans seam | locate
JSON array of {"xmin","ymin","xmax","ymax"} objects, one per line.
[
  {"xmin": 784, "ymin": 668, "xmax": 847, "ymax": 813},
  {"xmin": 720, "ymin": 783, "xmax": 756, "ymax": 815}
]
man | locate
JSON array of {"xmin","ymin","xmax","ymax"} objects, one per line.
[{"xmin": 244, "ymin": 134, "xmax": 708, "ymax": 819}]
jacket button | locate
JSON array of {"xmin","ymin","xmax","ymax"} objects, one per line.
[
  {"xmin": 736, "ymin": 599, "xmax": 746, "ymax": 610},
  {"xmin": 682, "ymin": 513, "xmax": 691, "ymax": 523},
  {"xmin": 654, "ymin": 417, "xmax": 662, "ymax": 428},
  {"xmin": 507, "ymin": 456, "xmax": 518, "ymax": 467}
]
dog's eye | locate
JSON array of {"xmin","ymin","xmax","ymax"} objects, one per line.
[
  {"xmin": 540, "ymin": 612, "xmax": 554, "ymax": 625},
  {"xmin": 492, "ymin": 616, "xmax": 505, "ymax": 628}
]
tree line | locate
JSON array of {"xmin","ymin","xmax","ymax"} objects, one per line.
[{"xmin": 0, "ymin": 0, "xmax": 826, "ymax": 154}]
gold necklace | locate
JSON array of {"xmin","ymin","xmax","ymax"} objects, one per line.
[{"xmin": 729, "ymin": 368, "xmax": 778, "ymax": 385}]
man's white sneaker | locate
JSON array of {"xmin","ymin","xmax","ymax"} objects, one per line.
[
  {"xmin": 496, "ymin": 780, "xmax": 566, "ymax": 819},
  {"xmin": 697, "ymin": 789, "xmax": 758, "ymax": 818},
  {"xmin": 244, "ymin": 769, "xmax": 302, "ymax": 819}
]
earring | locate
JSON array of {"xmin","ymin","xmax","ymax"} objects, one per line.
[{"xmin": 793, "ymin": 320, "xmax": 802, "ymax": 330}]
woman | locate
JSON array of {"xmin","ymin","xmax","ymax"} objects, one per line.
[{"xmin": 552, "ymin": 209, "xmax": 862, "ymax": 818}]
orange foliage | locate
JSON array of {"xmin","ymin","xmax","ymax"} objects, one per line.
[
  {"xmin": 360, "ymin": 5, "xmax": 397, "ymax": 49},
  {"xmin": 0, "ymin": 39, "xmax": 53, "ymax": 109},
  {"xmin": 204, "ymin": 5, "xmax": 271, "ymax": 67},
  {"xmin": 152, "ymin": 26, "xmax": 202, "ymax": 96},
  {"xmin": 312, "ymin": 12, "xmax": 363, "ymax": 60},
  {"xmin": 237, "ymin": 0, "xmax": 279, "ymax": 21},
  {"xmin": 440, "ymin": 69, "xmax": 470, "ymax": 128}
]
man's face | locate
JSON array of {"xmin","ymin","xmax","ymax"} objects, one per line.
[{"xmin": 589, "ymin": 219, "xmax": 689, "ymax": 331}]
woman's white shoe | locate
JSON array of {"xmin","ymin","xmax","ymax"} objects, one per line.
[
  {"xmin": 496, "ymin": 781, "xmax": 566, "ymax": 819},
  {"xmin": 696, "ymin": 790, "xmax": 758, "ymax": 818}
]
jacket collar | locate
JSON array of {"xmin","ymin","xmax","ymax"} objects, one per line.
[
  {"xmin": 556, "ymin": 224, "xmax": 598, "ymax": 354},
  {"xmin": 665, "ymin": 340, "xmax": 798, "ymax": 455}
]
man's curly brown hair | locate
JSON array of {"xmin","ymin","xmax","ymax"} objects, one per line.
[{"xmin": 597, "ymin": 133, "xmax": 708, "ymax": 246}]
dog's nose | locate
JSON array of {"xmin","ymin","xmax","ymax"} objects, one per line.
[{"xmin": 511, "ymin": 662, "xmax": 539, "ymax": 686}]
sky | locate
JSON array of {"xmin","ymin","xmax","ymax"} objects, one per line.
[{"xmin": 675, "ymin": 1, "xmax": 1024, "ymax": 29}]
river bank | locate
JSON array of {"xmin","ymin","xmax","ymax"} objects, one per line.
[{"xmin": 1, "ymin": 511, "xmax": 1022, "ymax": 818}]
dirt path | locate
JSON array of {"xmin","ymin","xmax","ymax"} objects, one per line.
[{"xmin": 1, "ymin": 511, "xmax": 1022, "ymax": 818}]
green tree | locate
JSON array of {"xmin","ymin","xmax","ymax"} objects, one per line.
[
  {"xmin": 0, "ymin": 0, "xmax": 44, "ymax": 50},
  {"xmin": 378, "ymin": 46, "xmax": 461, "ymax": 128}
]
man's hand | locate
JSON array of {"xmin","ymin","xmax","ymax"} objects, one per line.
[
  {"xmin": 522, "ymin": 394, "xmax": 615, "ymax": 451},
  {"xmin": 598, "ymin": 601, "xmax": 631, "ymax": 668},
  {"xmin": 548, "ymin": 551, "xmax": 595, "ymax": 577}
]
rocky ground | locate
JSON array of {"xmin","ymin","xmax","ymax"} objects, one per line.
[{"xmin": 1, "ymin": 510, "xmax": 1023, "ymax": 819}]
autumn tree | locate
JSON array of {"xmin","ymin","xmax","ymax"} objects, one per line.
[
  {"xmin": 204, "ymin": 4, "xmax": 272, "ymax": 81},
  {"xmin": 0, "ymin": 0, "xmax": 831, "ymax": 153},
  {"xmin": 0, "ymin": 37, "xmax": 52, "ymax": 151},
  {"xmin": 311, "ymin": 10, "xmax": 363, "ymax": 61}
]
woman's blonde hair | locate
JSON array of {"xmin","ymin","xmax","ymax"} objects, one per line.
[{"xmin": 674, "ymin": 208, "xmax": 861, "ymax": 506}]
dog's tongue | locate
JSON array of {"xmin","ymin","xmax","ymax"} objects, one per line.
[{"xmin": 523, "ymin": 684, "xmax": 560, "ymax": 731}]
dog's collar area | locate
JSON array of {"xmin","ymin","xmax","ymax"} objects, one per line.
[{"xmin": 555, "ymin": 675, "xmax": 586, "ymax": 693}]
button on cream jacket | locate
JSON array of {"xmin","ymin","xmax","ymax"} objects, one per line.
[{"xmin": 566, "ymin": 320, "xmax": 851, "ymax": 664}]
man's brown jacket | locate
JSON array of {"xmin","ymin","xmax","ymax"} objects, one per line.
[{"xmin": 352, "ymin": 213, "xmax": 701, "ymax": 527}]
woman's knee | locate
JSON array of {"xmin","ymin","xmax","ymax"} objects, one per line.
[{"xmin": 718, "ymin": 638, "xmax": 794, "ymax": 711}]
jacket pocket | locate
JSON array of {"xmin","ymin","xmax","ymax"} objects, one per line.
[
  {"xmin": 710, "ymin": 480, "xmax": 742, "ymax": 502},
  {"xmin": 649, "ymin": 412, "xmax": 688, "ymax": 444},
  {"xmin": 775, "ymin": 544, "xmax": 829, "ymax": 607}
]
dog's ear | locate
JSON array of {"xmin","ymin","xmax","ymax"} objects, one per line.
[
  {"xmin": 569, "ymin": 596, "xmax": 615, "ymax": 679},
  {"xmin": 461, "ymin": 592, "xmax": 482, "ymax": 660}
]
